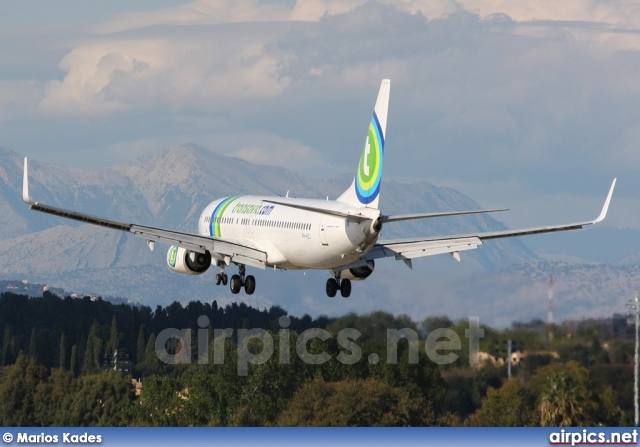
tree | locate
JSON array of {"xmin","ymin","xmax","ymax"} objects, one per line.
[
  {"xmin": 139, "ymin": 332, "xmax": 162, "ymax": 375},
  {"xmin": 539, "ymin": 371, "xmax": 585, "ymax": 426},
  {"xmin": 108, "ymin": 315, "xmax": 119, "ymax": 355},
  {"xmin": 84, "ymin": 320, "xmax": 103, "ymax": 374},
  {"xmin": 64, "ymin": 372, "xmax": 134, "ymax": 426},
  {"xmin": 70, "ymin": 344, "xmax": 78, "ymax": 377},
  {"xmin": 470, "ymin": 378, "xmax": 534, "ymax": 426},
  {"xmin": 29, "ymin": 327, "xmax": 38, "ymax": 362},
  {"xmin": 59, "ymin": 334, "xmax": 67, "ymax": 370},
  {"xmin": 180, "ymin": 367, "xmax": 223, "ymax": 426},
  {"xmin": 83, "ymin": 336, "xmax": 95, "ymax": 374},
  {"xmin": 136, "ymin": 325, "xmax": 146, "ymax": 364},
  {"xmin": 231, "ymin": 332, "xmax": 308, "ymax": 426},
  {"xmin": 0, "ymin": 353, "xmax": 46, "ymax": 425},
  {"xmin": 277, "ymin": 376, "xmax": 433, "ymax": 426},
  {"xmin": 133, "ymin": 375, "xmax": 183, "ymax": 426},
  {"xmin": 369, "ymin": 339, "xmax": 446, "ymax": 415},
  {"xmin": 529, "ymin": 362, "xmax": 597, "ymax": 426},
  {"xmin": 1, "ymin": 325, "xmax": 13, "ymax": 366},
  {"xmin": 33, "ymin": 367, "xmax": 76, "ymax": 425}
]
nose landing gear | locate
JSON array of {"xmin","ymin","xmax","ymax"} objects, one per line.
[
  {"xmin": 214, "ymin": 262, "xmax": 228, "ymax": 286},
  {"xmin": 215, "ymin": 272, "xmax": 228, "ymax": 286},
  {"xmin": 214, "ymin": 263, "xmax": 254, "ymax": 295}
]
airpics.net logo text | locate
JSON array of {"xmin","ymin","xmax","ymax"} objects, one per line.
[{"xmin": 153, "ymin": 315, "xmax": 485, "ymax": 376}]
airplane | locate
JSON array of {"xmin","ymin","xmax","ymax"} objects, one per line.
[{"xmin": 21, "ymin": 79, "xmax": 616, "ymax": 298}]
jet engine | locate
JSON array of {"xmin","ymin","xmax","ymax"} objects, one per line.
[
  {"xmin": 369, "ymin": 217, "xmax": 382, "ymax": 235},
  {"xmin": 167, "ymin": 246, "xmax": 212, "ymax": 275},
  {"xmin": 340, "ymin": 260, "xmax": 375, "ymax": 281}
]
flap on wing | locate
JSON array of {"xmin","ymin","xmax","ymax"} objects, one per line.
[
  {"xmin": 131, "ymin": 226, "xmax": 267, "ymax": 266},
  {"xmin": 232, "ymin": 254, "xmax": 266, "ymax": 270},
  {"xmin": 368, "ymin": 237, "xmax": 482, "ymax": 261}
]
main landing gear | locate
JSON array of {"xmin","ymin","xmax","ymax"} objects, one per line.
[
  {"xmin": 326, "ymin": 276, "xmax": 351, "ymax": 298},
  {"xmin": 214, "ymin": 264, "xmax": 255, "ymax": 295},
  {"xmin": 229, "ymin": 265, "xmax": 256, "ymax": 295}
]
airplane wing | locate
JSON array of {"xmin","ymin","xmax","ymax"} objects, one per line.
[
  {"xmin": 21, "ymin": 158, "xmax": 267, "ymax": 269},
  {"xmin": 365, "ymin": 179, "xmax": 616, "ymax": 267}
]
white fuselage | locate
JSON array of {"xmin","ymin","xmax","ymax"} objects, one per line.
[{"xmin": 197, "ymin": 195, "xmax": 381, "ymax": 270}]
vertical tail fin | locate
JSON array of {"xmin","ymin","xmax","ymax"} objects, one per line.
[{"xmin": 337, "ymin": 79, "xmax": 390, "ymax": 209}]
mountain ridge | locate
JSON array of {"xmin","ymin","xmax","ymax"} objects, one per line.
[{"xmin": 8, "ymin": 143, "xmax": 632, "ymax": 326}]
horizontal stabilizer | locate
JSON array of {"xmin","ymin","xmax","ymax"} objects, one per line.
[
  {"xmin": 382, "ymin": 208, "xmax": 508, "ymax": 223},
  {"xmin": 261, "ymin": 199, "xmax": 371, "ymax": 221}
]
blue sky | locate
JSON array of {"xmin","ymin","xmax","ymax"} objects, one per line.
[
  {"xmin": 0, "ymin": 1, "xmax": 194, "ymax": 28},
  {"xmin": 1, "ymin": 0, "xmax": 640, "ymax": 231}
]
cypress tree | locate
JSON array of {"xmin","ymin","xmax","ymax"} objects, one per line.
[
  {"xmin": 70, "ymin": 344, "xmax": 78, "ymax": 377},
  {"xmin": 108, "ymin": 315, "xmax": 118, "ymax": 354},
  {"xmin": 29, "ymin": 328, "xmax": 38, "ymax": 362},
  {"xmin": 83, "ymin": 336, "xmax": 94, "ymax": 374},
  {"xmin": 1, "ymin": 325, "xmax": 12, "ymax": 366},
  {"xmin": 144, "ymin": 333, "xmax": 160, "ymax": 371},
  {"xmin": 136, "ymin": 325, "xmax": 146, "ymax": 364},
  {"xmin": 84, "ymin": 319, "xmax": 103, "ymax": 372},
  {"xmin": 93, "ymin": 338, "xmax": 103, "ymax": 369},
  {"xmin": 59, "ymin": 333, "xmax": 67, "ymax": 370}
]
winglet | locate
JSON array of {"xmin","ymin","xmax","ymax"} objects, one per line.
[
  {"xmin": 593, "ymin": 178, "xmax": 616, "ymax": 224},
  {"xmin": 22, "ymin": 157, "xmax": 34, "ymax": 205}
]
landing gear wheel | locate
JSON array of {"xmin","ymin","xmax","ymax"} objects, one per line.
[
  {"xmin": 326, "ymin": 278, "xmax": 338, "ymax": 298},
  {"xmin": 230, "ymin": 274, "xmax": 242, "ymax": 294},
  {"xmin": 221, "ymin": 273, "xmax": 228, "ymax": 286},
  {"xmin": 244, "ymin": 275, "xmax": 256, "ymax": 295},
  {"xmin": 215, "ymin": 274, "xmax": 222, "ymax": 285},
  {"xmin": 340, "ymin": 279, "xmax": 351, "ymax": 298}
]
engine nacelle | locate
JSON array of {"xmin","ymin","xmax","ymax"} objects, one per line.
[
  {"xmin": 167, "ymin": 246, "xmax": 212, "ymax": 275},
  {"xmin": 340, "ymin": 260, "xmax": 375, "ymax": 281},
  {"xmin": 369, "ymin": 217, "xmax": 382, "ymax": 235}
]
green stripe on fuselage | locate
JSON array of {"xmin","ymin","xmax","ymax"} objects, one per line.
[{"xmin": 214, "ymin": 195, "xmax": 241, "ymax": 237}]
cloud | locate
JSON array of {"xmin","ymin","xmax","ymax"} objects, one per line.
[
  {"xmin": 290, "ymin": 0, "xmax": 640, "ymax": 29},
  {"xmin": 230, "ymin": 135, "xmax": 328, "ymax": 172},
  {"xmin": 39, "ymin": 40, "xmax": 168, "ymax": 114},
  {"xmin": 97, "ymin": 0, "xmax": 294, "ymax": 33},
  {"xmin": 37, "ymin": 34, "xmax": 292, "ymax": 115},
  {"xmin": 0, "ymin": 81, "xmax": 41, "ymax": 118}
]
